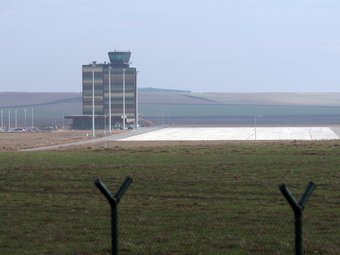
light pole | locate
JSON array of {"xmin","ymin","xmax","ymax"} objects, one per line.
[
  {"xmin": 92, "ymin": 61, "xmax": 96, "ymax": 137},
  {"xmin": 24, "ymin": 108, "xmax": 27, "ymax": 128},
  {"xmin": 122, "ymin": 68, "xmax": 126, "ymax": 130},
  {"xmin": 8, "ymin": 109, "xmax": 11, "ymax": 130},
  {"xmin": 0, "ymin": 109, "xmax": 3, "ymax": 130},
  {"xmin": 135, "ymin": 70, "xmax": 138, "ymax": 129},
  {"xmin": 15, "ymin": 108, "xmax": 17, "ymax": 128},
  {"xmin": 31, "ymin": 108, "xmax": 34, "ymax": 128},
  {"xmin": 104, "ymin": 114, "xmax": 107, "ymax": 148},
  {"xmin": 108, "ymin": 66, "xmax": 112, "ymax": 134}
]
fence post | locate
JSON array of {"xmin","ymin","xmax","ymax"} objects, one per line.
[
  {"xmin": 279, "ymin": 182, "xmax": 315, "ymax": 255},
  {"xmin": 95, "ymin": 177, "xmax": 133, "ymax": 255}
]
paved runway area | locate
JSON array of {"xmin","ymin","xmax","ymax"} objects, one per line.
[
  {"xmin": 120, "ymin": 127, "xmax": 339, "ymax": 141},
  {"xmin": 331, "ymin": 126, "xmax": 340, "ymax": 137}
]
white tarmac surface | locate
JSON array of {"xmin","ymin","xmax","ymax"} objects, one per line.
[{"xmin": 119, "ymin": 127, "xmax": 339, "ymax": 141}]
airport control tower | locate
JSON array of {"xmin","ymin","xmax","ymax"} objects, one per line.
[{"xmin": 66, "ymin": 51, "xmax": 137, "ymax": 129}]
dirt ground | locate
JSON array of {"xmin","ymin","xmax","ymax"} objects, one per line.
[{"xmin": 0, "ymin": 129, "xmax": 122, "ymax": 151}]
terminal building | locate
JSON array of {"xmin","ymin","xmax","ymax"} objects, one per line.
[{"xmin": 66, "ymin": 51, "xmax": 137, "ymax": 129}]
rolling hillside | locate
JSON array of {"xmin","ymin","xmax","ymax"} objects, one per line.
[
  {"xmin": 2, "ymin": 91, "xmax": 340, "ymax": 108},
  {"xmin": 1, "ymin": 91, "xmax": 340, "ymax": 126},
  {"xmin": 0, "ymin": 92, "xmax": 81, "ymax": 108}
]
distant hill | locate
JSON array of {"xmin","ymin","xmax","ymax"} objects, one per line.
[
  {"xmin": 1, "ymin": 91, "xmax": 340, "ymax": 127},
  {"xmin": 191, "ymin": 92, "xmax": 340, "ymax": 106},
  {"xmin": 0, "ymin": 92, "xmax": 81, "ymax": 108},
  {"xmin": 2, "ymin": 91, "xmax": 340, "ymax": 108},
  {"xmin": 138, "ymin": 87, "xmax": 191, "ymax": 93},
  {"xmin": 138, "ymin": 93, "xmax": 218, "ymax": 104}
]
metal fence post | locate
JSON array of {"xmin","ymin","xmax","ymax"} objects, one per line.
[
  {"xmin": 279, "ymin": 182, "xmax": 316, "ymax": 255},
  {"xmin": 95, "ymin": 177, "xmax": 133, "ymax": 255}
]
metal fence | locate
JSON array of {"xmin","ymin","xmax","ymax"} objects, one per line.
[{"xmin": 1, "ymin": 177, "xmax": 339, "ymax": 255}]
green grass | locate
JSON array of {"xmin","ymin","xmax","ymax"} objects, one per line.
[{"xmin": 1, "ymin": 142, "xmax": 340, "ymax": 254}]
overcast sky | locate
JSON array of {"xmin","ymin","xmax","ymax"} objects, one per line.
[{"xmin": 1, "ymin": 0, "xmax": 340, "ymax": 92}]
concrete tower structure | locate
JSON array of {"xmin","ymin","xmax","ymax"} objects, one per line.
[{"xmin": 66, "ymin": 51, "xmax": 137, "ymax": 129}]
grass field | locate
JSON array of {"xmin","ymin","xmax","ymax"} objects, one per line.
[{"xmin": 1, "ymin": 141, "xmax": 340, "ymax": 254}]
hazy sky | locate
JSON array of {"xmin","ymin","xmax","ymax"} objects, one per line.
[{"xmin": 1, "ymin": 0, "xmax": 340, "ymax": 92}]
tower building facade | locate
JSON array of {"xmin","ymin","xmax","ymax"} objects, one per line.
[{"xmin": 67, "ymin": 51, "xmax": 137, "ymax": 129}]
